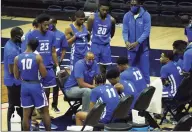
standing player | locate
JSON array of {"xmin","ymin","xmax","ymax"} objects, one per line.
[
  {"xmin": 160, "ymin": 51, "xmax": 184, "ymax": 98},
  {"xmin": 87, "ymin": 0, "xmax": 116, "ymax": 75},
  {"xmin": 65, "ymin": 10, "xmax": 89, "ymax": 70},
  {"xmin": 184, "ymin": 18, "xmax": 192, "ymax": 43},
  {"xmin": 27, "ymin": 14, "xmax": 59, "ymax": 129},
  {"xmin": 75, "ymin": 74, "xmax": 119, "ymax": 125},
  {"xmin": 49, "ymin": 17, "xmax": 68, "ymax": 113},
  {"xmin": 116, "ymin": 57, "xmax": 147, "ymax": 94},
  {"xmin": 122, "ymin": 0, "xmax": 151, "ymax": 85},
  {"xmin": 13, "ymin": 39, "xmax": 51, "ymax": 131},
  {"xmin": 21, "ymin": 19, "xmax": 38, "ymax": 53}
]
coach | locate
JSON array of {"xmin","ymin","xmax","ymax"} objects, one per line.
[
  {"xmin": 122, "ymin": 0, "xmax": 151, "ymax": 85},
  {"xmin": 4, "ymin": 27, "xmax": 24, "ymax": 131}
]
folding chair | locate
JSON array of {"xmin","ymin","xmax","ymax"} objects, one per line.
[
  {"xmin": 163, "ymin": 114, "xmax": 192, "ymax": 131},
  {"xmin": 81, "ymin": 103, "xmax": 106, "ymax": 131},
  {"xmin": 159, "ymin": 75, "xmax": 192, "ymax": 125},
  {"xmin": 57, "ymin": 69, "xmax": 82, "ymax": 116}
]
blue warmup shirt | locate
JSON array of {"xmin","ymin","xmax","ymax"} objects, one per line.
[
  {"xmin": 122, "ymin": 7, "xmax": 151, "ymax": 52},
  {"xmin": 4, "ymin": 40, "xmax": 21, "ymax": 86},
  {"xmin": 185, "ymin": 26, "xmax": 192, "ymax": 43},
  {"xmin": 64, "ymin": 59, "xmax": 99, "ymax": 90},
  {"xmin": 183, "ymin": 44, "xmax": 192, "ymax": 72}
]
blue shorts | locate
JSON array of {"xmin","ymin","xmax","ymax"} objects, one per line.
[
  {"xmin": 91, "ymin": 43, "xmax": 112, "ymax": 65},
  {"xmin": 21, "ymin": 82, "xmax": 48, "ymax": 109},
  {"xmin": 41, "ymin": 68, "xmax": 57, "ymax": 88}
]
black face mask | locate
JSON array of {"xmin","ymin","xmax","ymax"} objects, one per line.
[{"xmin": 14, "ymin": 35, "xmax": 22, "ymax": 43}]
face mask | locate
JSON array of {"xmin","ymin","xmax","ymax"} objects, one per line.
[
  {"xmin": 14, "ymin": 35, "xmax": 22, "ymax": 43},
  {"xmin": 131, "ymin": 6, "xmax": 140, "ymax": 14},
  {"xmin": 48, "ymin": 24, "xmax": 55, "ymax": 31},
  {"xmin": 86, "ymin": 60, "xmax": 94, "ymax": 67}
]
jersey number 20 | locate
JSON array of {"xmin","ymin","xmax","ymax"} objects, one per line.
[
  {"xmin": 21, "ymin": 59, "xmax": 32, "ymax": 70},
  {"xmin": 97, "ymin": 27, "xmax": 107, "ymax": 35}
]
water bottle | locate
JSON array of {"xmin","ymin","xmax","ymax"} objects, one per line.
[{"xmin": 10, "ymin": 106, "xmax": 21, "ymax": 131}]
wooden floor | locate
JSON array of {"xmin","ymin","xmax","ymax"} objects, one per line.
[{"xmin": 1, "ymin": 16, "xmax": 187, "ymax": 131}]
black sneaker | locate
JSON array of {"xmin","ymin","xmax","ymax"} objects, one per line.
[{"xmin": 52, "ymin": 107, "xmax": 60, "ymax": 114}]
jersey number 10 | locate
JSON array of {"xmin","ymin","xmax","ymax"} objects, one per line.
[{"xmin": 21, "ymin": 59, "xmax": 32, "ymax": 70}]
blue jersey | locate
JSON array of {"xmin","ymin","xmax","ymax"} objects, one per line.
[
  {"xmin": 120, "ymin": 67, "xmax": 147, "ymax": 93},
  {"xmin": 21, "ymin": 30, "xmax": 31, "ymax": 53},
  {"xmin": 119, "ymin": 80, "xmax": 138, "ymax": 110},
  {"xmin": 183, "ymin": 44, "xmax": 192, "ymax": 72},
  {"xmin": 91, "ymin": 12, "xmax": 112, "ymax": 45},
  {"xmin": 4, "ymin": 40, "xmax": 21, "ymax": 86},
  {"xmin": 185, "ymin": 26, "xmax": 192, "ymax": 42},
  {"xmin": 27, "ymin": 30, "xmax": 56, "ymax": 68},
  {"xmin": 90, "ymin": 84, "xmax": 119, "ymax": 123},
  {"xmin": 160, "ymin": 61, "xmax": 184, "ymax": 97},
  {"xmin": 64, "ymin": 59, "xmax": 99, "ymax": 90},
  {"xmin": 17, "ymin": 53, "xmax": 40, "ymax": 81},
  {"xmin": 52, "ymin": 29, "xmax": 68, "ymax": 57},
  {"xmin": 70, "ymin": 24, "xmax": 89, "ymax": 57}
]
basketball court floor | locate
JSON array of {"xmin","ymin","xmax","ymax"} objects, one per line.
[{"xmin": 1, "ymin": 16, "xmax": 187, "ymax": 131}]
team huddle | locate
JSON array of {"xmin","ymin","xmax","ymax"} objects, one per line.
[{"xmin": 3, "ymin": 0, "xmax": 192, "ymax": 131}]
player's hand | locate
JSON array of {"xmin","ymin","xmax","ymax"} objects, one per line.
[
  {"xmin": 128, "ymin": 42, "xmax": 139, "ymax": 50},
  {"xmin": 125, "ymin": 42, "xmax": 131, "ymax": 50},
  {"xmin": 56, "ymin": 66, "xmax": 60, "ymax": 76},
  {"xmin": 114, "ymin": 83, "xmax": 124, "ymax": 91}
]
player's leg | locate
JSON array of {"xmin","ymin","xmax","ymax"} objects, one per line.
[
  {"xmin": 76, "ymin": 111, "xmax": 88, "ymax": 126},
  {"xmin": 127, "ymin": 50, "xmax": 137, "ymax": 66},
  {"xmin": 139, "ymin": 50, "xmax": 150, "ymax": 85},
  {"xmin": 32, "ymin": 84, "xmax": 51, "ymax": 131},
  {"xmin": 65, "ymin": 87, "xmax": 92, "ymax": 111},
  {"xmin": 90, "ymin": 43, "xmax": 100, "ymax": 64},
  {"xmin": 7, "ymin": 84, "xmax": 23, "ymax": 131},
  {"xmin": 100, "ymin": 44, "xmax": 112, "ymax": 75},
  {"xmin": 22, "ymin": 107, "xmax": 33, "ymax": 131}
]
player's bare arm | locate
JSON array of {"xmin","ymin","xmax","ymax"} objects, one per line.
[
  {"xmin": 36, "ymin": 54, "xmax": 47, "ymax": 78},
  {"xmin": 77, "ymin": 78, "xmax": 95, "ymax": 89},
  {"xmin": 89, "ymin": 102, "xmax": 95, "ymax": 110},
  {"xmin": 86, "ymin": 15, "xmax": 94, "ymax": 34},
  {"xmin": 64, "ymin": 27, "xmax": 76, "ymax": 45},
  {"xmin": 52, "ymin": 46, "xmax": 59, "ymax": 67},
  {"xmin": 111, "ymin": 16, "xmax": 116, "ymax": 38},
  {"xmin": 60, "ymin": 48, "xmax": 66, "ymax": 64},
  {"xmin": 13, "ymin": 56, "xmax": 20, "ymax": 79}
]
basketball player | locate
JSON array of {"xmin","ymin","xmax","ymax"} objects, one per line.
[
  {"xmin": 122, "ymin": 0, "xmax": 151, "ymax": 85},
  {"xmin": 160, "ymin": 51, "xmax": 183, "ymax": 98},
  {"xmin": 49, "ymin": 17, "xmax": 68, "ymax": 113},
  {"xmin": 116, "ymin": 57, "xmax": 147, "ymax": 94},
  {"xmin": 27, "ymin": 14, "xmax": 59, "ymax": 129},
  {"xmin": 21, "ymin": 19, "xmax": 38, "ymax": 53},
  {"xmin": 65, "ymin": 10, "xmax": 89, "ymax": 70},
  {"xmin": 13, "ymin": 39, "xmax": 51, "ymax": 131},
  {"xmin": 184, "ymin": 18, "xmax": 192, "ymax": 43},
  {"xmin": 75, "ymin": 74, "xmax": 119, "ymax": 125},
  {"xmin": 87, "ymin": 0, "xmax": 116, "ymax": 75}
]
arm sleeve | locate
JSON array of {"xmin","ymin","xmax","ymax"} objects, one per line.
[
  {"xmin": 74, "ymin": 62, "xmax": 84, "ymax": 79},
  {"xmin": 137, "ymin": 13, "xmax": 151, "ymax": 44},
  {"xmin": 61, "ymin": 34, "xmax": 68, "ymax": 48},
  {"xmin": 183, "ymin": 52, "xmax": 192, "ymax": 72},
  {"xmin": 90, "ymin": 89, "xmax": 99, "ymax": 103},
  {"xmin": 122, "ymin": 13, "xmax": 129, "ymax": 42},
  {"xmin": 160, "ymin": 66, "xmax": 168, "ymax": 79}
]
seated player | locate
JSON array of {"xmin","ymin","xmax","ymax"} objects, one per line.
[
  {"xmin": 75, "ymin": 74, "xmax": 119, "ymax": 125},
  {"xmin": 13, "ymin": 39, "xmax": 51, "ymax": 131},
  {"xmin": 106, "ymin": 68, "xmax": 138, "ymax": 110},
  {"xmin": 116, "ymin": 57, "xmax": 147, "ymax": 94},
  {"xmin": 63, "ymin": 52, "xmax": 99, "ymax": 112},
  {"xmin": 172, "ymin": 40, "xmax": 187, "ymax": 64},
  {"xmin": 160, "ymin": 51, "xmax": 184, "ymax": 98}
]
